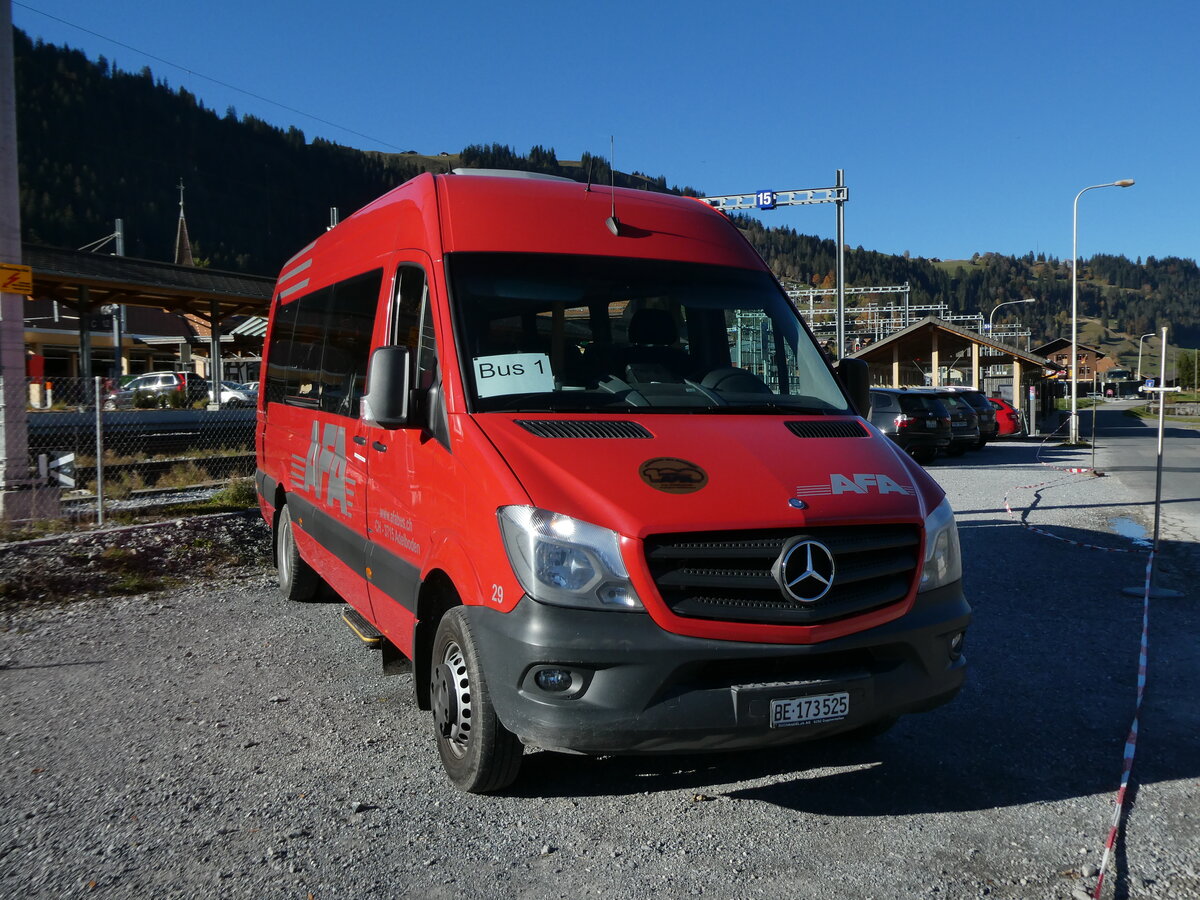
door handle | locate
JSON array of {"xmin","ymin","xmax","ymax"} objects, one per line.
[
  {"xmin": 372, "ymin": 441, "xmax": 388, "ymax": 452},
  {"xmin": 353, "ymin": 435, "xmax": 367, "ymax": 446}
]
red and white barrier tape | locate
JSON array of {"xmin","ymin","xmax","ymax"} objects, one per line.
[
  {"xmin": 1091, "ymin": 550, "xmax": 1153, "ymax": 899},
  {"xmin": 1003, "ymin": 475, "xmax": 1146, "ymax": 555},
  {"xmin": 1008, "ymin": 421, "xmax": 1154, "ymax": 897}
]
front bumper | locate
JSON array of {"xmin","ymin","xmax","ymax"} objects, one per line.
[{"xmin": 468, "ymin": 583, "xmax": 970, "ymax": 754}]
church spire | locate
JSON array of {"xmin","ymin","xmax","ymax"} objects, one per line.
[{"xmin": 173, "ymin": 179, "xmax": 194, "ymax": 266}]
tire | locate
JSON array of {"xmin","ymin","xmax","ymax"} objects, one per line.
[
  {"xmin": 430, "ymin": 607, "xmax": 522, "ymax": 793},
  {"xmin": 911, "ymin": 447, "xmax": 938, "ymax": 465},
  {"xmin": 275, "ymin": 503, "xmax": 320, "ymax": 602},
  {"xmin": 102, "ymin": 399, "xmax": 116, "ymax": 411}
]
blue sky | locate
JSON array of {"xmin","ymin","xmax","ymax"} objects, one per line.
[{"xmin": 12, "ymin": 0, "xmax": 1200, "ymax": 265}]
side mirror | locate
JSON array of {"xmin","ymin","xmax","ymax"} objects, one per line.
[
  {"xmin": 361, "ymin": 346, "xmax": 412, "ymax": 429},
  {"xmin": 834, "ymin": 357, "xmax": 870, "ymax": 416}
]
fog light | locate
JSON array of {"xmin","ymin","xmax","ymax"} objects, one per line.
[
  {"xmin": 598, "ymin": 584, "xmax": 638, "ymax": 608},
  {"xmin": 949, "ymin": 631, "xmax": 965, "ymax": 660},
  {"xmin": 534, "ymin": 668, "xmax": 573, "ymax": 692}
]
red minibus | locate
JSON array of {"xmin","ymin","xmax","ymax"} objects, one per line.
[{"xmin": 256, "ymin": 170, "xmax": 970, "ymax": 792}]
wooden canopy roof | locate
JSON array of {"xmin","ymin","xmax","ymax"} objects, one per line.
[{"xmin": 22, "ymin": 244, "xmax": 273, "ymax": 326}]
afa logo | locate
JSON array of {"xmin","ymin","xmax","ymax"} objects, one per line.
[
  {"xmin": 794, "ymin": 473, "xmax": 915, "ymax": 498},
  {"xmin": 290, "ymin": 422, "xmax": 355, "ymax": 514}
]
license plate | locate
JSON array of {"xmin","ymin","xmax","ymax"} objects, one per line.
[
  {"xmin": 770, "ymin": 692, "xmax": 850, "ymax": 728},
  {"xmin": 925, "ymin": 418, "xmax": 937, "ymax": 427}
]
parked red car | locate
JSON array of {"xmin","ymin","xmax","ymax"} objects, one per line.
[{"xmin": 988, "ymin": 397, "xmax": 1024, "ymax": 437}]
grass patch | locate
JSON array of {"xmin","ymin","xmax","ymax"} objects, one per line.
[
  {"xmin": 1124, "ymin": 406, "xmax": 1200, "ymax": 424},
  {"xmin": 155, "ymin": 461, "xmax": 211, "ymax": 488}
]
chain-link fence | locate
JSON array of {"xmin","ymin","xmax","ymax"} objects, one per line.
[{"xmin": 22, "ymin": 376, "xmax": 256, "ymax": 527}]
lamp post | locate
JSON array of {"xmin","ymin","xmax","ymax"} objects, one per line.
[
  {"xmin": 988, "ymin": 298, "xmax": 1036, "ymax": 335},
  {"xmin": 1070, "ymin": 179, "xmax": 1135, "ymax": 443},
  {"xmin": 1136, "ymin": 332, "xmax": 1155, "ymax": 381}
]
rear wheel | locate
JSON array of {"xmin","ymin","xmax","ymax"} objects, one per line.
[
  {"xmin": 911, "ymin": 447, "xmax": 938, "ymax": 465},
  {"xmin": 275, "ymin": 503, "xmax": 319, "ymax": 602},
  {"xmin": 430, "ymin": 607, "xmax": 522, "ymax": 793}
]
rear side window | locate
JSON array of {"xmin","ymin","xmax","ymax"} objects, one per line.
[
  {"xmin": 940, "ymin": 395, "xmax": 971, "ymax": 414},
  {"xmin": 265, "ymin": 269, "xmax": 382, "ymax": 418},
  {"xmin": 899, "ymin": 394, "xmax": 946, "ymax": 415},
  {"xmin": 958, "ymin": 392, "xmax": 988, "ymax": 411}
]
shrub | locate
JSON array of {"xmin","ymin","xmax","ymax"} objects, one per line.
[{"xmin": 209, "ymin": 477, "xmax": 257, "ymax": 507}]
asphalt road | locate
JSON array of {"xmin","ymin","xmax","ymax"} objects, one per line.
[
  {"xmin": 1083, "ymin": 398, "xmax": 1200, "ymax": 548},
  {"xmin": 2, "ymin": 440, "xmax": 1198, "ymax": 899}
]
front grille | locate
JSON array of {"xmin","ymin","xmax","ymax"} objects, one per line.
[{"xmin": 644, "ymin": 524, "xmax": 920, "ymax": 625}]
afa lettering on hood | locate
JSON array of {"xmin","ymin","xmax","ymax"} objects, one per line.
[{"xmin": 795, "ymin": 473, "xmax": 916, "ymax": 497}]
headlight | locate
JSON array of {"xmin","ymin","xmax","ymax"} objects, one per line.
[
  {"xmin": 497, "ymin": 506, "xmax": 644, "ymax": 611},
  {"xmin": 919, "ymin": 496, "xmax": 962, "ymax": 592}
]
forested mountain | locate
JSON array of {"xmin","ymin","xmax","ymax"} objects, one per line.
[{"xmin": 13, "ymin": 28, "xmax": 1199, "ymax": 349}]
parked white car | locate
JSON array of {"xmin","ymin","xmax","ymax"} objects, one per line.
[{"xmin": 209, "ymin": 380, "xmax": 258, "ymax": 408}]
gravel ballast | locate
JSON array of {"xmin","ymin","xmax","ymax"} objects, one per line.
[{"xmin": 1, "ymin": 440, "xmax": 1197, "ymax": 899}]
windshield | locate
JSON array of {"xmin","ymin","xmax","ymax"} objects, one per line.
[{"xmin": 447, "ymin": 253, "xmax": 850, "ymax": 414}]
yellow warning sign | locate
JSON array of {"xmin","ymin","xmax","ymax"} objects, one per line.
[{"xmin": 0, "ymin": 264, "xmax": 33, "ymax": 294}]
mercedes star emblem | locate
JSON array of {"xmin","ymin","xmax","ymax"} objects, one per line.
[{"xmin": 773, "ymin": 538, "xmax": 836, "ymax": 603}]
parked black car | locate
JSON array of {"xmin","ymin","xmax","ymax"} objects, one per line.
[
  {"xmin": 919, "ymin": 390, "xmax": 981, "ymax": 456},
  {"xmin": 941, "ymin": 387, "xmax": 999, "ymax": 448},
  {"xmin": 867, "ymin": 388, "xmax": 951, "ymax": 464}
]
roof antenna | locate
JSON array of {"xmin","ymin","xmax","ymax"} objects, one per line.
[{"xmin": 605, "ymin": 135, "xmax": 621, "ymax": 236}]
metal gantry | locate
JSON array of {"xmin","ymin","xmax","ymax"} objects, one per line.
[{"xmin": 702, "ymin": 171, "xmax": 850, "ymax": 356}]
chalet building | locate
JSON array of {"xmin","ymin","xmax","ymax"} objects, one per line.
[
  {"xmin": 1029, "ymin": 338, "xmax": 1141, "ymax": 397},
  {"xmin": 1031, "ymin": 338, "xmax": 1105, "ymax": 382}
]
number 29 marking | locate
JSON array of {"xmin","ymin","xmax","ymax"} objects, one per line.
[{"xmin": 491, "ymin": 584, "xmax": 504, "ymax": 604}]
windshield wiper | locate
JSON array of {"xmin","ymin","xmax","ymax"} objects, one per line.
[{"xmin": 702, "ymin": 402, "xmax": 838, "ymax": 415}]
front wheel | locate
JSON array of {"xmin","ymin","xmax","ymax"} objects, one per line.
[{"xmin": 430, "ymin": 607, "xmax": 522, "ymax": 793}]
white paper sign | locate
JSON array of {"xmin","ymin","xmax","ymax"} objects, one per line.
[{"xmin": 473, "ymin": 353, "xmax": 554, "ymax": 399}]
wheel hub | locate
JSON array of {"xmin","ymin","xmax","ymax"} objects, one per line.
[{"xmin": 431, "ymin": 643, "xmax": 472, "ymax": 757}]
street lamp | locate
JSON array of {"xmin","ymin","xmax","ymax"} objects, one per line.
[
  {"xmin": 1070, "ymin": 179, "xmax": 1135, "ymax": 443},
  {"xmin": 1136, "ymin": 332, "xmax": 1155, "ymax": 380},
  {"xmin": 988, "ymin": 298, "xmax": 1036, "ymax": 336}
]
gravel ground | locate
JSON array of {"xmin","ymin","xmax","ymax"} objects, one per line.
[{"xmin": 1, "ymin": 439, "xmax": 1197, "ymax": 899}]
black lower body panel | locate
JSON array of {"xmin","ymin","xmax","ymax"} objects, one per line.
[{"xmin": 468, "ymin": 583, "xmax": 970, "ymax": 754}]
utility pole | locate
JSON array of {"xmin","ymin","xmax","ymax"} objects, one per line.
[
  {"xmin": 0, "ymin": 5, "xmax": 57, "ymax": 522},
  {"xmin": 0, "ymin": 1, "xmax": 34, "ymax": 520}
]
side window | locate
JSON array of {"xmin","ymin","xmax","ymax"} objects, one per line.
[
  {"xmin": 391, "ymin": 266, "xmax": 437, "ymax": 388},
  {"xmin": 265, "ymin": 269, "xmax": 382, "ymax": 417},
  {"xmin": 286, "ymin": 285, "xmax": 329, "ymax": 408},
  {"xmin": 264, "ymin": 296, "xmax": 298, "ymax": 407},
  {"xmin": 321, "ymin": 270, "xmax": 381, "ymax": 418}
]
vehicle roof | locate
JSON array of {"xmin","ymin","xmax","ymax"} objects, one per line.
[
  {"xmin": 277, "ymin": 172, "xmax": 767, "ymax": 296},
  {"xmin": 433, "ymin": 172, "xmax": 762, "ymax": 265}
]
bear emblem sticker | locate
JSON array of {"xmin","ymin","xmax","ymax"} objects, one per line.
[{"xmin": 639, "ymin": 457, "xmax": 708, "ymax": 494}]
